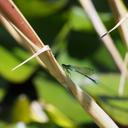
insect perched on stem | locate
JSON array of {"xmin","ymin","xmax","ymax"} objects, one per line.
[{"xmin": 62, "ymin": 64, "xmax": 97, "ymax": 84}]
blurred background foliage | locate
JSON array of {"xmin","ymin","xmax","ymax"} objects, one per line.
[{"xmin": 0, "ymin": 0, "xmax": 128, "ymax": 128}]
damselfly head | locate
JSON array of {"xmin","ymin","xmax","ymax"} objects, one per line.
[
  {"xmin": 62, "ymin": 64, "xmax": 71, "ymax": 69},
  {"xmin": 62, "ymin": 64, "xmax": 66, "ymax": 68}
]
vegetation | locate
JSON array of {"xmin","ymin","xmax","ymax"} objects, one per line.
[{"xmin": 0, "ymin": 0, "xmax": 128, "ymax": 128}]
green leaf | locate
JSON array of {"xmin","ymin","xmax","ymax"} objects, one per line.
[
  {"xmin": 92, "ymin": 46, "xmax": 118, "ymax": 71},
  {"xmin": 15, "ymin": 0, "xmax": 68, "ymax": 17},
  {"xmin": 83, "ymin": 73, "xmax": 128, "ymax": 125},
  {"xmin": 69, "ymin": 7, "xmax": 93, "ymax": 31},
  {"xmin": 69, "ymin": 7, "xmax": 112, "ymax": 32},
  {"xmin": 0, "ymin": 46, "xmax": 37, "ymax": 83},
  {"xmin": 45, "ymin": 104, "xmax": 76, "ymax": 128},
  {"xmin": 34, "ymin": 75, "xmax": 92, "ymax": 124},
  {"xmin": 11, "ymin": 95, "xmax": 31, "ymax": 123}
]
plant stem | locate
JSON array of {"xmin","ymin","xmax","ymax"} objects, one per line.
[
  {"xmin": 79, "ymin": 0, "xmax": 127, "ymax": 75},
  {"xmin": 118, "ymin": 53, "xmax": 128, "ymax": 96}
]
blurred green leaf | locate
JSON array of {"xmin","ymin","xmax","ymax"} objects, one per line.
[
  {"xmin": 69, "ymin": 7, "xmax": 113, "ymax": 32},
  {"xmin": 34, "ymin": 75, "xmax": 92, "ymax": 124},
  {"xmin": 69, "ymin": 7, "xmax": 93, "ymax": 31},
  {"xmin": 92, "ymin": 46, "xmax": 118, "ymax": 71},
  {"xmin": 82, "ymin": 73, "xmax": 128, "ymax": 125},
  {"xmin": 45, "ymin": 104, "xmax": 76, "ymax": 128},
  {"xmin": 11, "ymin": 95, "xmax": 31, "ymax": 123},
  {"xmin": 0, "ymin": 46, "xmax": 37, "ymax": 83},
  {"xmin": 14, "ymin": 0, "xmax": 68, "ymax": 17}
]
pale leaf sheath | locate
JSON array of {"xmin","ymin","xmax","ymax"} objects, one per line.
[
  {"xmin": 12, "ymin": 45, "xmax": 50, "ymax": 71},
  {"xmin": 101, "ymin": 14, "xmax": 128, "ymax": 38}
]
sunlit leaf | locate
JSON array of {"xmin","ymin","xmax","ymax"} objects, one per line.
[
  {"xmin": 0, "ymin": 46, "xmax": 37, "ymax": 83},
  {"xmin": 83, "ymin": 74, "xmax": 128, "ymax": 125},
  {"xmin": 69, "ymin": 7, "xmax": 112, "ymax": 32},
  {"xmin": 45, "ymin": 104, "xmax": 76, "ymax": 128},
  {"xmin": 11, "ymin": 95, "xmax": 31, "ymax": 123}
]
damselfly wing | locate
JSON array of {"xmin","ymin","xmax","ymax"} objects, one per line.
[{"xmin": 62, "ymin": 64, "xmax": 97, "ymax": 84}]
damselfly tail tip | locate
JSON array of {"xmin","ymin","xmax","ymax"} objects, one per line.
[{"xmin": 90, "ymin": 78, "xmax": 98, "ymax": 84}]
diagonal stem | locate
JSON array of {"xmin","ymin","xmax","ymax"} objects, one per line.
[{"xmin": 79, "ymin": 0, "xmax": 127, "ymax": 75}]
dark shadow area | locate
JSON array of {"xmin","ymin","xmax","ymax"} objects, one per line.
[
  {"xmin": 80, "ymin": 122, "xmax": 98, "ymax": 128},
  {"xmin": 30, "ymin": 13, "xmax": 67, "ymax": 46},
  {"xmin": 0, "ymin": 27, "xmax": 20, "ymax": 50},
  {"xmin": 0, "ymin": 72, "xmax": 38, "ymax": 122},
  {"xmin": 67, "ymin": 30, "xmax": 100, "ymax": 59}
]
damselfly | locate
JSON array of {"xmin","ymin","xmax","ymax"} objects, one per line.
[{"xmin": 62, "ymin": 64, "xmax": 97, "ymax": 84}]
